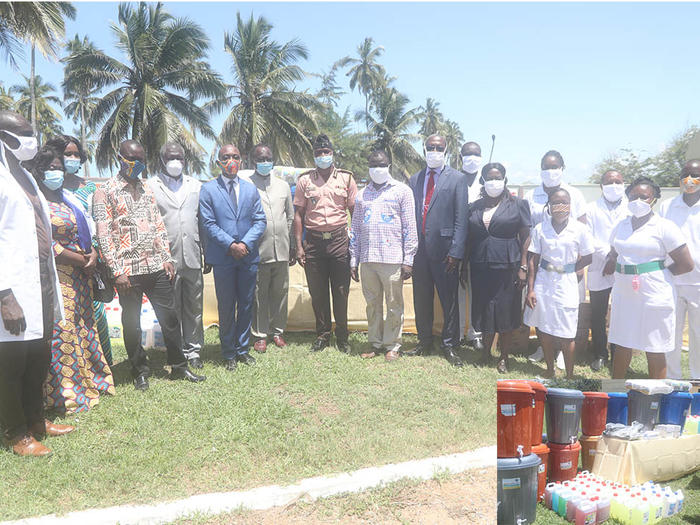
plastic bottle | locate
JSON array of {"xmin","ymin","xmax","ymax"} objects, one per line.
[
  {"xmin": 568, "ymin": 494, "xmax": 584, "ymax": 522},
  {"xmin": 610, "ymin": 492, "xmax": 620, "ymax": 521},
  {"xmin": 595, "ymin": 495, "xmax": 611, "ymax": 523},
  {"xmin": 630, "ymin": 497, "xmax": 650, "ymax": 525},
  {"xmin": 559, "ymin": 488, "xmax": 573, "ymax": 517},
  {"xmin": 545, "ymin": 482, "xmax": 558, "ymax": 510},
  {"xmin": 676, "ymin": 489, "xmax": 684, "ymax": 514},
  {"xmin": 552, "ymin": 484, "xmax": 562, "ymax": 513},
  {"xmin": 647, "ymin": 495, "xmax": 662, "ymax": 524},
  {"xmin": 652, "ymin": 492, "xmax": 668, "ymax": 521},
  {"xmin": 664, "ymin": 489, "xmax": 677, "ymax": 516},
  {"xmin": 576, "ymin": 499, "xmax": 598, "ymax": 525}
]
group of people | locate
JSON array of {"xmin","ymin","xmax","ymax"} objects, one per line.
[{"xmin": 1, "ymin": 105, "xmax": 699, "ymax": 457}]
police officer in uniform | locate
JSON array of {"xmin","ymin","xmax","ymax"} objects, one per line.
[{"xmin": 293, "ymin": 134, "xmax": 357, "ymax": 353}]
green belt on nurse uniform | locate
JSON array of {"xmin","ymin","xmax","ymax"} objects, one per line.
[{"xmin": 615, "ymin": 260, "xmax": 665, "ymax": 275}]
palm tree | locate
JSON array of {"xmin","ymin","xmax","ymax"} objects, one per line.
[
  {"xmin": 339, "ymin": 37, "xmax": 386, "ymax": 121},
  {"xmin": 0, "ymin": 2, "xmax": 76, "ymax": 135},
  {"xmin": 418, "ymin": 97, "xmax": 444, "ymax": 138},
  {"xmin": 11, "ymin": 74, "xmax": 63, "ymax": 141},
  {"xmin": 64, "ymin": 2, "xmax": 226, "ymax": 173},
  {"xmin": 62, "ymin": 34, "xmax": 102, "ymax": 175},
  {"xmin": 212, "ymin": 12, "xmax": 319, "ymax": 167},
  {"xmin": 316, "ymin": 62, "xmax": 345, "ymax": 109},
  {"xmin": 440, "ymin": 119, "xmax": 464, "ymax": 169},
  {"xmin": 356, "ymin": 87, "xmax": 422, "ymax": 180},
  {"xmin": 0, "ymin": 84, "xmax": 16, "ymax": 111}
]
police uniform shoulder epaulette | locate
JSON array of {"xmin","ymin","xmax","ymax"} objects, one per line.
[
  {"xmin": 336, "ymin": 168, "xmax": 354, "ymax": 177},
  {"xmin": 299, "ymin": 169, "xmax": 316, "ymax": 178}
]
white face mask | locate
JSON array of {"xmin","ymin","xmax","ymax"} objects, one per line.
[
  {"xmin": 462, "ymin": 155, "xmax": 481, "ymax": 174},
  {"xmin": 628, "ymin": 198, "xmax": 653, "ymax": 218},
  {"xmin": 484, "ymin": 179, "xmax": 505, "ymax": 198},
  {"xmin": 369, "ymin": 166, "xmax": 390, "ymax": 185},
  {"xmin": 164, "ymin": 159, "xmax": 183, "ymax": 177},
  {"xmin": 425, "ymin": 149, "xmax": 446, "ymax": 169},
  {"xmin": 1, "ymin": 129, "xmax": 38, "ymax": 161},
  {"xmin": 541, "ymin": 168, "xmax": 563, "ymax": 188},
  {"xmin": 602, "ymin": 183, "xmax": 625, "ymax": 202}
]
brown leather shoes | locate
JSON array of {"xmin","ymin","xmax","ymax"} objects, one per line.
[
  {"xmin": 29, "ymin": 419, "xmax": 75, "ymax": 440},
  {"xmin": 272, "ymin": 335, "xmax": 287, "ymax": 348},
  {"xmin": 360, "ymin": 351, "xmax": 378, "ymax": 359},
  {"xmin": 385, "ymin": 350, "xmax": 400, "ymax": 362},
  {"xmin": 9, "ymin": 435, "xmax": 52, "ymax": 457},
  {"xmin": 253, "ymin": 339, "xmax": 267, "ymax": 353}
]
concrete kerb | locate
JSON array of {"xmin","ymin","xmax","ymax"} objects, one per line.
[{"xmin": 4, "ymin": 446, "xmax": 496, "ymax": 525}]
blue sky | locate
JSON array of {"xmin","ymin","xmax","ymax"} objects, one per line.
[{"xmin": 4, "ymin": 1, "xmax": 700, "ymax": 183}]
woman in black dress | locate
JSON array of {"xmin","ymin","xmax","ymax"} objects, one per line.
[{"xmin": 466, "ymin": 163, "xmax": 531, "ymax": 373}]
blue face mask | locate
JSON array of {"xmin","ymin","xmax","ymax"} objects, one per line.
[
  {"xmin": 256, "ymin": 161, "xmax": 274, "ymax": 176},
  {"xmin": 42, "ymin": 169, "xmax": 64, "ymax": 191},
  {"xmin": 120, "ymin": 156, "xmax": 146, "ymax": 179},
  {"xmin": 64, "ymin": 157, "xmax": 82, "ymax": 175},
  {"xmin": 314, "ymin": 155, "xmax": 333, "ymax": 170}
]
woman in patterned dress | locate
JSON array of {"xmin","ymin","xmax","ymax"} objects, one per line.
[
  {"xmin": 31, "ymin": 144, "xmax": 115, "ymax": 414},
  {"xmin": 45, "ymin": 136, "xmax": 113, "ymax": 366}
]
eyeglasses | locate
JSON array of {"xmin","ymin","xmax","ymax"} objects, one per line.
[{"xmin": 425, "ymin": 144, "xmax": 446, "ymax": 152}]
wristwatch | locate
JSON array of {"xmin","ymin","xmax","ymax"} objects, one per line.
[{"xmin": 519, "ymin": 265, "xmax": 527, "ymax": 272}]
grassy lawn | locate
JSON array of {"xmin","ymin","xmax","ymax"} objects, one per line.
[
  {"xmin": 0, "ymin": 329, "xmax": 494, "ymax": 521},
  {"xmin": 533, "ymin": 470, "xmax": 700, "ymax": 524}
]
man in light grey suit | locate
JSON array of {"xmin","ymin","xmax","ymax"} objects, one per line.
[
  {"xmin": 146, "ymin": 142, "xmax": 205, "ymax": 368},
  {"xmin": 404, "ymin": 134, "xmax": 469, "ymax": 366},
  {"xmin": 245, "ymin": 144, "xmax": 295, "ymax": 352}
]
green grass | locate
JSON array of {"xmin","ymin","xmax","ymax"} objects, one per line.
[
  {"xmin": 0, "ymin": 328, "xmax": 495, "ymax": 521},
  {"xmin": 534, "ymin": 470, "xmax": 700, "ymax": 524}
]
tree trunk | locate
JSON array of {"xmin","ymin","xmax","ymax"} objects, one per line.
[
  {"xmin": 80, "ymin": 100, "xmax": 89, "ymax": 178},
  {"xmin": 30, "ymin": 44, "xmax": 37, "ymax": 141},
  {"xmin": 365, "ymin": 94, "xmax": 369, "ymax": 131}
]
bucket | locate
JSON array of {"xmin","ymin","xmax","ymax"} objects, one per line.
[
  {"xmin": 606, "ymin": 392, "xmax": 628, "ymax": 424},
  {"xmin": 579, "ymin": 435, "xmax": 601, "ymax": 472},
  {"xmin": 497, "ymin": 380, "xmax": 534, "ymax": 458},
  {"xmin": 532, "ymin": 443, "xmax": 550, "ymax": 501},
  {"xmin": 548, "ymin": 441, "xmax": 581, "ymax": 482},
  {"xmin": 581, "ymin": 392, "xmax": 609, "ymax": 436},
  {"xmin": 627, "ymin": 390, "xmax": 663, "ymax": 430},
  {"xmin": 689, "ymin": 392, "xmax": 700, "ymax": 416},
  {"xmin": 497, "ymin": 454, "xmax": 541, "ymax": 525},
  {"xmin": 546, "ymin": 388, "xmax": 584, "ymax": 444},
  {"xmin": 513, "ymin": 380, "xmax": 548, "ymax": 446},
  {"xmin": 659, "ymin": 392, "xmax": 693, "ymax": 431}
]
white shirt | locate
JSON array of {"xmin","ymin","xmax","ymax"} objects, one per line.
[
  {"xmin": 529, "ymin": 218, "xmax": 594, "ymax": 308},
  {"xmin": 0, "ymin": 143, "xmax": 64, "ymax": 342},
  {"xmin": 524, "ymin": 182, "xmax": 587, "ymax": 229},
  {"xmin": 658, "ymin": 194, "xmax": 700, "ymax": 287},
  {"xmin": 466, "ymin": 173, "xmax": 482, "ymax": 205},
  {"xmin": 157, "ymin": 172, "xmax": 187, "ymax": 206},
  {"xmin": 422, "ymin": 165, "xmax": 444, "ymax": 204},
  {"xmin": 611, "ymin": 214, "xmax": 685, "ymax": 266},
  {"xmin": 224, "ymin": 175, "xmax": 240, "ymax": 203},
  {"xmin": 585, "ymin": 195, "xmax": 630, "ymax": 291}
]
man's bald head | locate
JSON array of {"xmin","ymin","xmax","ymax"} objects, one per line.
[
  {"xmin": 461, "ymin": 141, "xmax": 481, "ymax": 157},
  {"xmin": 425, "ymin": 134, "xmax": 446, "ymax": 150},
  {"xmin": 601, "ymin": 169, "xmax": 623, "ymax": 185},
  {"xmin": 682, "ymin": 159, "xmax": 700, "ymax": 179},
  {"xmin": 218, "ymin": 144, "xmax": 240, "ymax": 161},
  {"xmin": 119, "ymin": 140, "xmax": 145, "ymax": 162},
  {"xmin": 160, "ymin": 141, "xmax": 184, "ymax": 161},
  {"xmin": 0, "ymin": 111, "xmax": 33, "ymax": 150}
]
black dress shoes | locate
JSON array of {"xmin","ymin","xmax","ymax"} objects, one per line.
[
  {"xmin": 225, "ymin": 358, "xmax": 237, "ymax": 371},
  {"xmin": 337, "ymin": 341, "xmax": 350, "ymax": 354},
  {"xmin": 237, "ymin": 353, "xmax": 256, "ymax": 366},
  {"xmin": 590, "ymin": 358, "xmax": 605, "ymax": 372},
  {"xmin": 188, "ymin": 357, "xmax": 203, "ymax": 369},
  {"xmin": 442, "ymin": 346, "xmax": 464, "ymax": 367},
  {"xmin": 311, "ymin": 338, "xmax": 329, "ymax": 352},
  {"xmin": 402, "ymin": 342, "xmax": 431, "ymax": 357},
  {"xmin": 134, "ymin": 374, "xmax": 149, "ymax": 391},
  {"xmin": 170, "ymin": 366, "xmax": 206, "ymax": 382}
]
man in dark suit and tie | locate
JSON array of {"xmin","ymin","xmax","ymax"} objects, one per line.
[
  {"xmin": 404, "ymin": 134, "xmax": 469, "ymax": 366},
  {"xmin": 199, "ymin": 144, "xmax": 267, "ymax": 371}
]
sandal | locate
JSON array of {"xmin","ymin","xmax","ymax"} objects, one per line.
[{"xmin": 497, "ymin": 358, "xmax": 509, "ymax": 374}]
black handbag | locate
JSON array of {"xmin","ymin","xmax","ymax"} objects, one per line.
[{"xmin": 92, "ymin": 262, "xmax": 115, "ymax": 303}]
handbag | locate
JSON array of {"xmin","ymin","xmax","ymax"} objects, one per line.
[{"xmin": 92, "ymin": 261, "xmax": 115, "ymax": 303}]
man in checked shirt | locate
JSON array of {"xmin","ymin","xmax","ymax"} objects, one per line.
[
  {"xmin": 349, "ymin": 150, "xmax": 418, "ymax": 361},
  {"xmin": 93, "ymin": 140, "xmax": 205, "ymax": 391}
]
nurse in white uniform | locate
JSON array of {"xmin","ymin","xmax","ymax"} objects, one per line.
[
  {"xmin": 605, "ymin": 177, "xmax": 694, "ymax": 379},
  {"xmin": 524, "ymin": 188, "xmax": 594, "ymax": 378},
  {"xmin": 658, "ymin": 161, "xmax": 700, "ymax": 379},
  {"xmin": 585, "ymin": 169, "xmax": 629, "ymax": 371}
]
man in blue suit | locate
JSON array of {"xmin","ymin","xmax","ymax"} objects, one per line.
[
  {"xmin": 404, "ymin": 134, "xmax": 469, "ymax": 367},
  {"xmin": 199, "ymin": 144, "xmax": 267, "ymax": 370}
]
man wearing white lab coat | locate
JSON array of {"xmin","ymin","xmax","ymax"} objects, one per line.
[{"xmin": 0, "ymin": 111, "xmax": 70, "ymax": 457}]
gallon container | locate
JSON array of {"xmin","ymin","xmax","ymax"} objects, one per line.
[
  {"xmin": 558, "ymin": 488, "xmax": 573, "ymax": 517},
  {"xmin": 595, "ymin": 495, "xmax": 611, "ymax": 523},
  {"xmin": 627, "ymin": 390, "xmax": 663, "ymax": 430},
  {"xmin": 582, "ymin": 392, "xmax": 609, "ymax": 436},
  {"xmin": 676, "ymin": 489, "xmax": 684, "ymax": 514},
  {"xmin": 684, "ymin": 415, "xmax": 699, "ymax": 435},
  {"xmin": 659, "ymin": 392, "xmax": 693, "ymax": 432},
  {"xmin": 606, "ymin": 392, "xmax": 628, "ymax": 424},
  {"xmin": 498, "ymin": 380, "xmax": 534, "ymax": 457},
  {"xmin": 497, "ymin": 454, "xmax": 540, "ymax": 525},
  {"xmin": 548, "ymin": 441, "xmax": 581, "ymax": 482},
  {"xmin": 576, "ymin": 499, "xmax": 597, "ymax": 525},
  {"xmin": 579, "ymin": 435, "xmax": 602, "ymax": 472},
  {"xmin": 631, "ymin": 497, "xmax": 650, "ymax": 525},
  {"xmin": 568, "ymin": 494, "xmax": 584, "ymax": 522},
  {"xmin": 545, "ymin": 482, "xmax": 558, "ymax": 509},
  {"xmin": 531, "ymin": 442, "xmax": 549, "ymax": 501},
  {"xmin": 665, "ymin": 490, "xmax": 677, "ymax": 516},
  {"xmin": 690, "ymin": 392, "xmax": 700, "ymax": 416},
  {"xmin": 546, "ymin": 388, "xmax": 584, "ymax": 444}
]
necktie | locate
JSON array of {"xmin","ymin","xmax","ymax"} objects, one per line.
[
  {"xmin": 229, "ymin": 179, "xmax": 238, "ymax": 212},
  {"xmin": 422, "ymin": 169, "xmax": 435, "ymax": 234}
]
